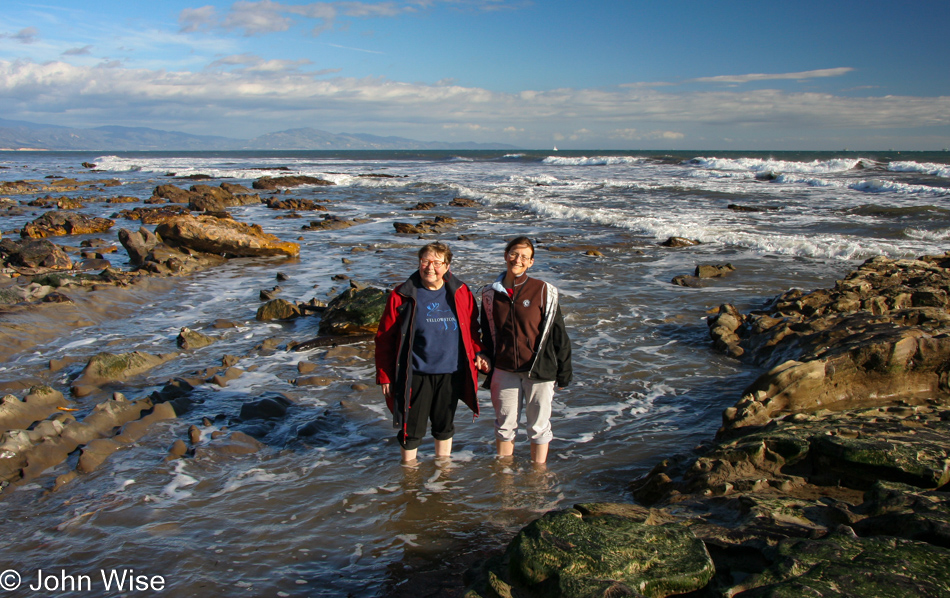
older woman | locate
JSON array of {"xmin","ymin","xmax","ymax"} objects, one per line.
[
  {"xmin": 375, "ymin": 242, "xmax": 489, "ymax": 463},
  {"xmin": 480, "ymin": 236, "xmax": 572, "ymax": 464}
]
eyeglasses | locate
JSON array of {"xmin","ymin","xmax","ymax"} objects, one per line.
[
  {"xmin": 419, "ymin": 259, "xmax": 446, "ymax": 268},
  {"xmin": 507, "ymin": 252, "xmax": 533, "ymax": 263}
]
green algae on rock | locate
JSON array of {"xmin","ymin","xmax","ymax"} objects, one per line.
[
  {"xmin": 503, "ymin": 506, "xmax": 714, "ymax": 598},
  {"xmin": 318, "ymin": 286, "xmax": 387, "ymax": 335},
  {"xmin": 729, "ymin": 531, "xmax": 950, "ymax": 597},
  {"xmin": 176, "ymin": 326, "xmax": 217, "ymax": 350},
  {"xmin": 72, "ymin": 351, "xmax": 178, "ymax": 390}
]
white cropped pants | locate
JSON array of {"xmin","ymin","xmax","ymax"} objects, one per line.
[{"xmin": 490, "ymin": 369, "xmax": 555, "ymax": 445}]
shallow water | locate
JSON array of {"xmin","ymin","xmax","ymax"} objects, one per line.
[{"xmin": 1, "ymin": 149, "xmax": 949, "ymax": 596}]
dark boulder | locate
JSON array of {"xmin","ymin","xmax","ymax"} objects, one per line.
[
  {"xmin": 660, "ymin": 236, "xmax": 701, "ymax": 248},
  {"xmin": 239, "ymin": 395, "xmax": 293, "ymax": 420}
]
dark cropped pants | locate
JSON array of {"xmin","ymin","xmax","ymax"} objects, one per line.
[{"xmin": 399, "ymin": 371, "xmax": 462, "ymax": 450}]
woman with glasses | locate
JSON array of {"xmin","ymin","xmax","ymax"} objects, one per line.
[
  {"xmin": 375, "ymin": 242, "xmax": 490, "ymax": 463},
  {"xmin": 480, "ymin": 237, "xmax": 573, "ymax": 464}
]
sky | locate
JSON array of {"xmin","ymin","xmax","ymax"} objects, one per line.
[{"xmin": 1, "ymin": 0, "xmax": 949, "ymax": 150}]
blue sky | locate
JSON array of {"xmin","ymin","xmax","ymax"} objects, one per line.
[{"xmin": 1, "ymin": 0, "xmax": 948, "ymax": 149}]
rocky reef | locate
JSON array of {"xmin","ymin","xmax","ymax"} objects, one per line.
[
  {"xmin": 464, "ymin": 253, "xmax": 950, "ymax": 598},
  {"xmin": 0, "ymin": 279, "xmax": 384, "ymax": 497},
  {"xmin": 0, "ymin": 171, "xmax": 387, "ymax": 498},
  {"xmin": 709, "ymin": 252, "xmax": 950, "ymax": 431}
]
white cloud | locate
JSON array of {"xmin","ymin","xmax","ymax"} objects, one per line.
[
  {"xmin": 180, "ymin": 1, "xmax": 417, "ymax": 36},
  {"xmin": 179, "ymin": 6, "xmax": 220, "ymax": 33},
  {"xmin": 690, "ymin": 67, "xmax": 854, "ymax": 84},
  {"xmin": 177, "ymin": 1, "xmax": 519, "ymax": 37},
  {"xmin": 207, "ymin": 53, "xmax": 324, "ymax": 74},
  {"xmin": 0, "ymin": 59, "xmax": 946, "ymax": 144},
  {"xmin": 224, "ymin": 1, "xmax": 295, "ymax": 35}
]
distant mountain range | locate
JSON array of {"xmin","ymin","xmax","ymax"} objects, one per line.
[{"xmin": 0, "ymin": 119, "xmax": 517, "ymax": 151}]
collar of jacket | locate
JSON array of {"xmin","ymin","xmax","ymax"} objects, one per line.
[{"xmin": 490, "ymin": 272, "xmax": 531, "ymax": 295}]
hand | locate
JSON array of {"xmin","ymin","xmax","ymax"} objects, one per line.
[
  {"xmin": 381, "ymin": 383, "xmax": 391, "ymax": 400},
  {"xmin": 474, "ymin": 354, "xmax": 491, "ymax": 373}
]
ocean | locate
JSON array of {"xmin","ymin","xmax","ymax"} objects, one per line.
[{"xmin": 1, "ymin": 149, "xmax": 949, "ymax": 596}]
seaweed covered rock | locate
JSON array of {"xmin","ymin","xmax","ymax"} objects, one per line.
[
  {"xmin": 511, "ymin": 509, "xmax": 713, "ymax": 598},
  {"xmin": 71, "ymin": 351, "xmax": 179, "ymax": 393},
  {"xmin": 624, "ymin": 402, "xmax": 950, "ymax": 596},
  {"xmin": 632, "ymin": 404, "xmax": 950, "ymax": 507},
  {"xmin": 318, "ymin": 286, "xmax": 387, "ymax": 335},
  {"xmin": 731, "ymin": 531, "xmax": 950, "ymax": 597},
  {"xmin": 466, "ymin": 503, "xmax": 714, "ymax": 598}
]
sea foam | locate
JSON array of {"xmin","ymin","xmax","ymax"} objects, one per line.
[
  {"xmin": 888, "ymin": 161, "xmax": 950, "ymax": 179},
  {"xmin": 542, "ymin": 156, "xmax": 647, "ymax": 166},
  {"xmin": 689, "ymin": 156, "xmax": 863, "ymax": 174}
]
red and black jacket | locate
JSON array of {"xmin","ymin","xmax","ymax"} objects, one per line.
[{"xmin": 374, "ymin": 270, "xmax": 485, "ymax": 431}]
